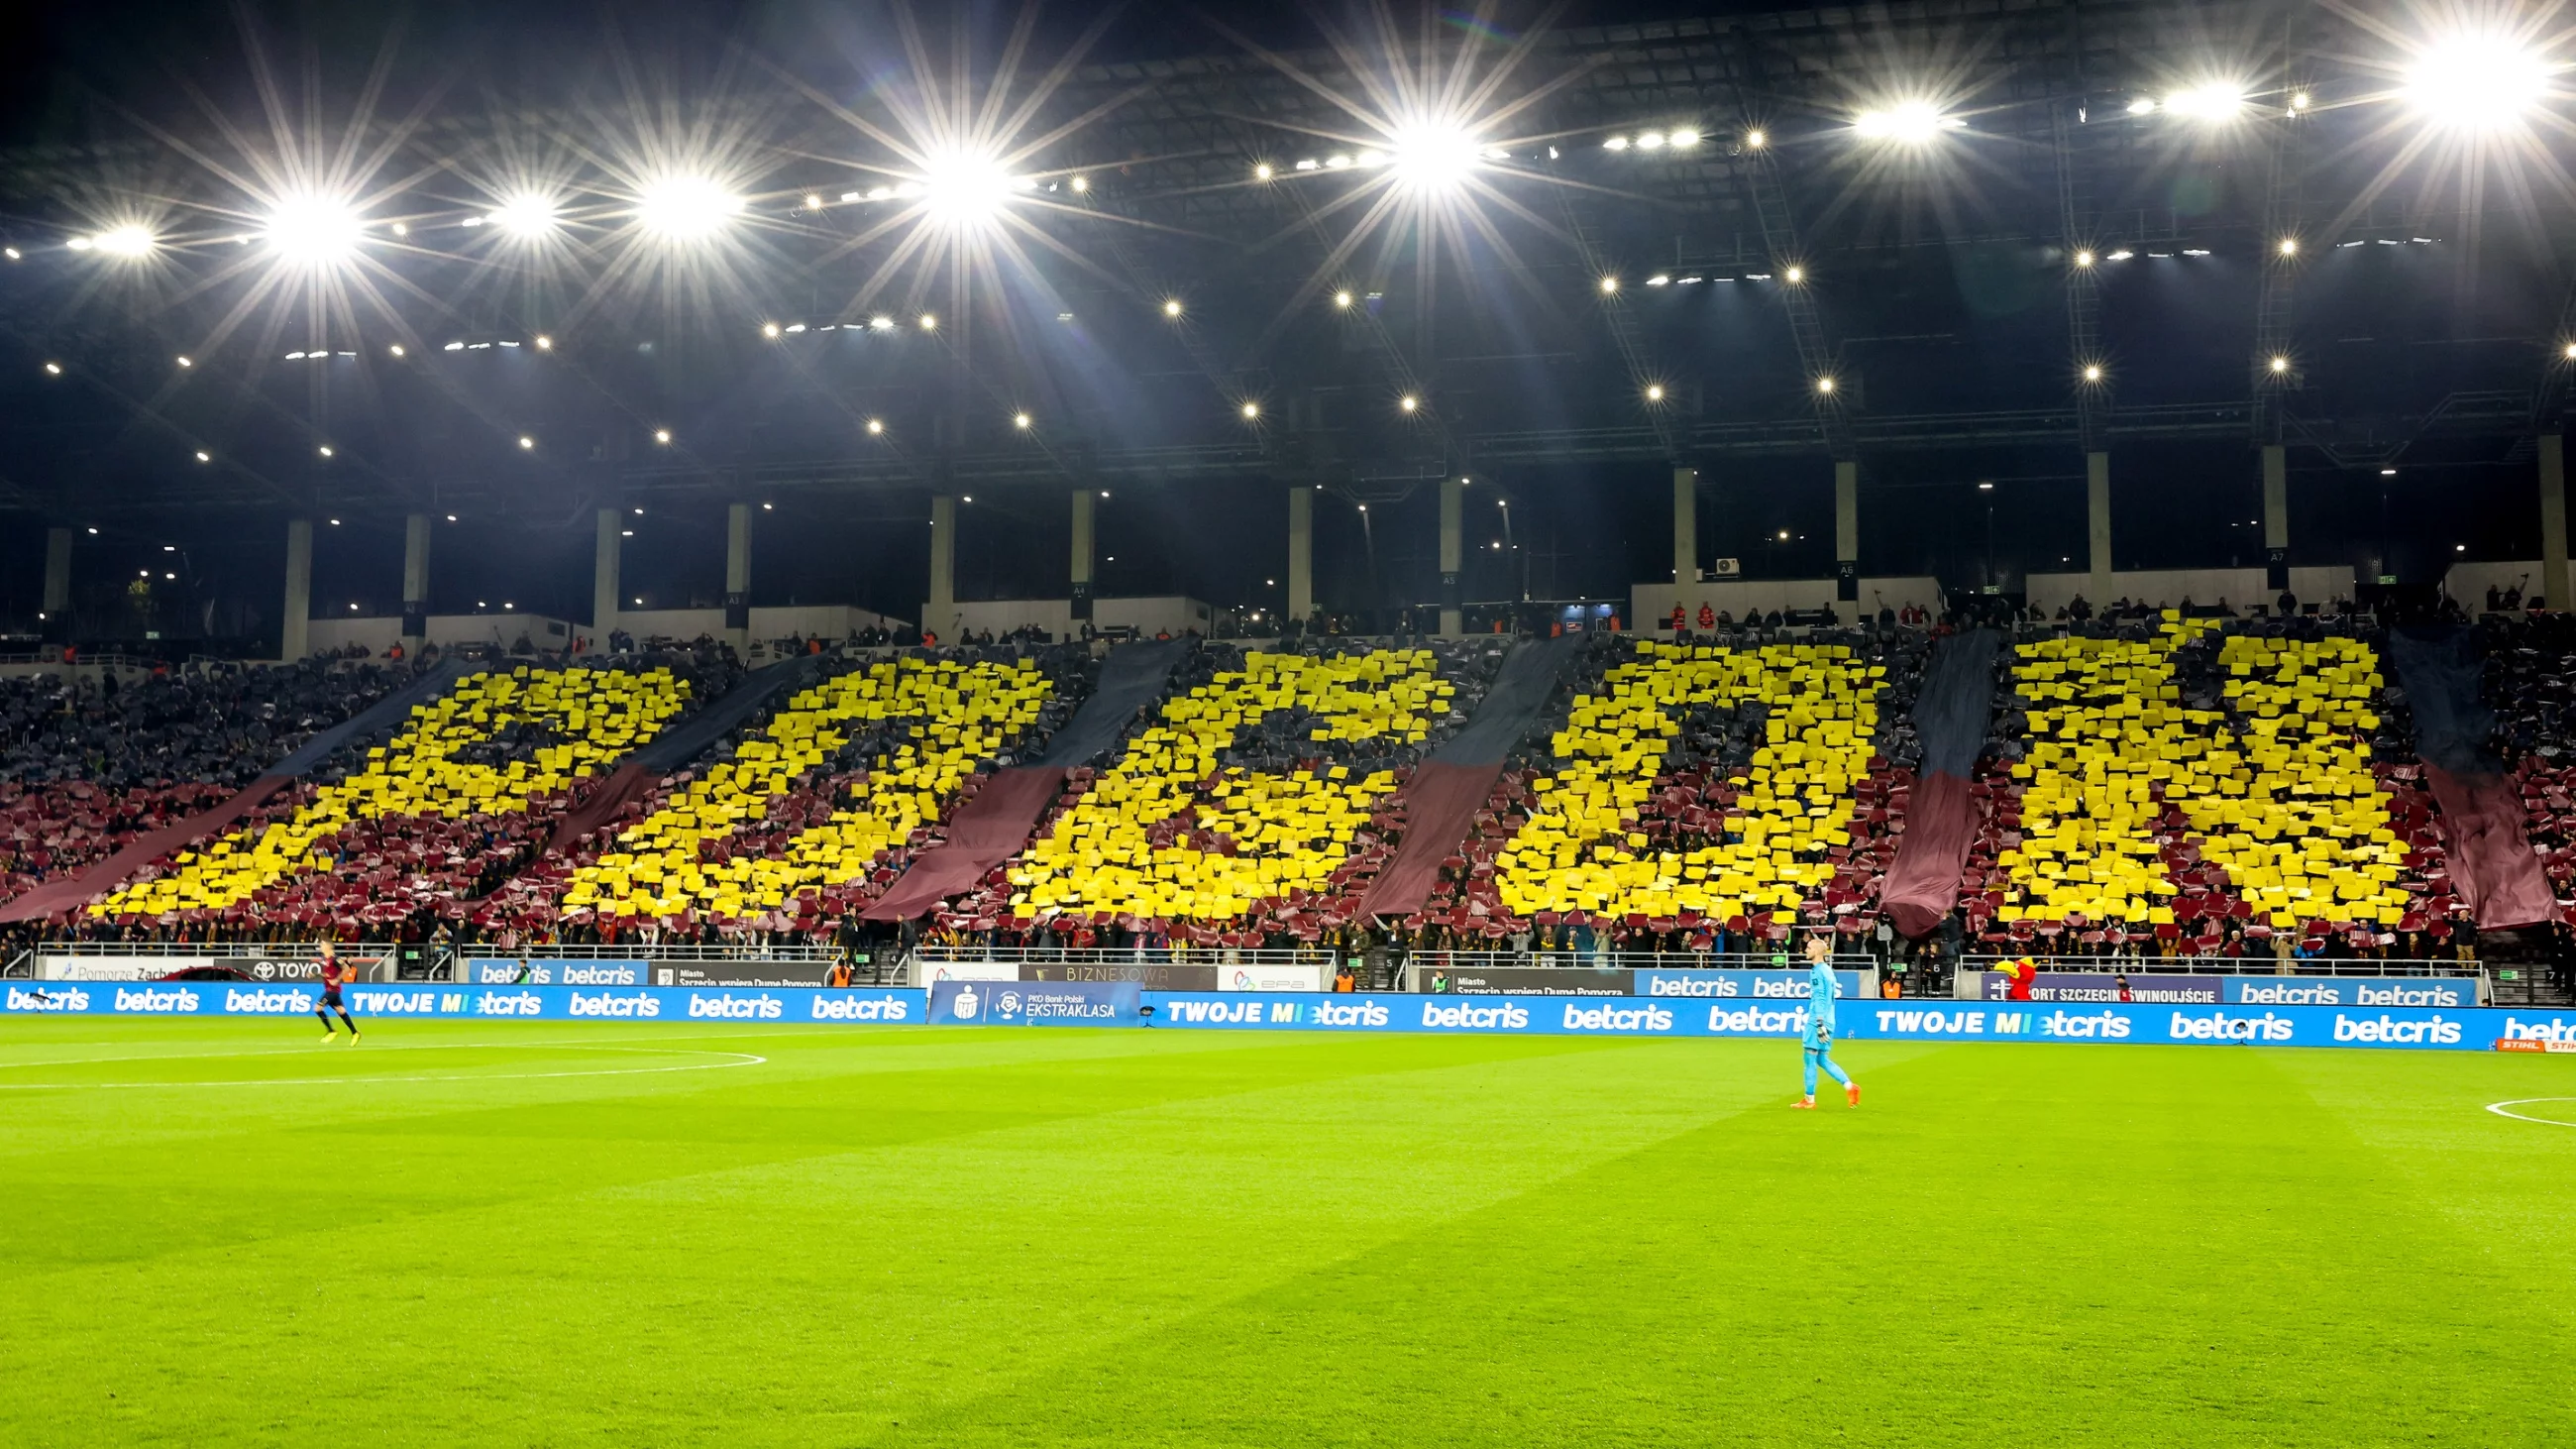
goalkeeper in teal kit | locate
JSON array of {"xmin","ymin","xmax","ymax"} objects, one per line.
[{"xmin": 1793, "ymin": 935, "xmax": 1860, "ymax": 1109}]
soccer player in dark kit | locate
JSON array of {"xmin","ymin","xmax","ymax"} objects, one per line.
[{"xmin": 314, "ymin": 942, "xmax": 361, "ymax": 1044}]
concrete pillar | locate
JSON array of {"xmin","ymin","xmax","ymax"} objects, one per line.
[
  {"xmin": 2542, "ymin": 433, "xmax": 2570, "ymax": 613},
  {"xmin": 281, "ymin": 518, "xmax": 312, "ymax": 662},
  {"xmin": 1438, "ymin": 476, "xmax": 1463, "ymax": 636},
  {"xmin": 41, "ymin": 526, "xmax": 71, "ymax": 643},
  {"xmin": 1069, "ymin": 490, "xmax": 1096, "ymax": 621},
  {"xmin": 1287, "ymin": 486, "xmax": 1314, "ymax": 627},
  {"xmin": 1833, "ymin": 459, "xmax": 1859, "ymax": 602},
  {"xmin": 723, "ymin": 502, "xmax": 751, "ymax": 652},
  {"xmin": 592, "ymin": 507, "xmax": 621, "ymax": 648},
  {"xmin": 400, "ymin": 513, "xmax": 431, "ymax": 645},
  {"xmin": 2086, "ymin": 451, "xmax": 2113, "ymax": 607},
  {"xmin": 1671, "ymin": 466, "xmax": 1697, "ymax": 585},
  {"xmin": 926, "ymin": 495, "xmax": 957, "ymax": 641},
  {"xmin": 2261, "ymin": 444, "xmax": 2290, "ymax": 593}
]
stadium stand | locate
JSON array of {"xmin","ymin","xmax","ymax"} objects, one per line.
[
  {"xmin": 0, "ymin": 661, "xmax": 407, "ymax": 914},
  {"xmin": 933, "ymin": 640, "xmax": 1501, "ymax": 942},
  {"xmin": 505, "ymin": 647, "xmax": 1087, "ymax": 937},
  {"xmin": 74, "ymin": 650, "xmax": 734, "ymax": 937}
]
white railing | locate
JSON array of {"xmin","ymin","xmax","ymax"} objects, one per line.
[
  {"xmin": 1957, "ymin": 954, "xmax": 2487, "ymax": 978},
  {"xmin": 907, "ymin": 944, "xmax": 1340, "ymax": 968},
  {"xmin": 1396, "ymin": 949, "xmax": 1881, "ymax": 970}
]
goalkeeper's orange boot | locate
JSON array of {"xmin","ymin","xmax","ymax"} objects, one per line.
[
  {"xmin": 1790, "ymin": 1096, "xmax": 1815, "ymax": 1109},
  {"xmin": 1846, "ymin": 1082, "xmax": 1862, "ymax": 1108}
]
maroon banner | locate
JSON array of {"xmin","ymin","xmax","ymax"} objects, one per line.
[
  {"xmin": 544, "ymin": 760, "xmax": 653, "ymax": 853},
  {"xmin": 2422, "ymin": 763, "xmax": 2556, "ymax": 929},
  {"xmin": 1355, "ymin": 761, "xmax": 1499, "ymax": 921},
  {"xmin": 862, "ymin": 767, "xmax": 1066, "ymax": 921},
  {"xmin": 0, "ymin": 774, "xmax": 290, "ymax": 923},
  {"xmin": 1881, "ymin": 770, "xmax": 1974, "ymax": 939}
]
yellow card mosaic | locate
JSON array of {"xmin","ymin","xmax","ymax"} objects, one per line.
[
  {"xmin": 1494, "ymin": 640, "xmax": 1880, "ymax": 921},
  {"xmin": 93, "ymin": 666, "xmax": 691, "ymax": 917},
  {"xmin": 1008, "ymin": 650, "xmax": 1452, "ymax": 920},
  {"xmin": 1997, "ymin": 618, "xmax": 2407, "ymax": 928},
  {"xmin": 562, "ymin": 658, "xmax": 1053, "ymax": 920}
]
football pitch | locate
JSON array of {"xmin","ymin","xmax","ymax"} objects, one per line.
[{"xmin": 2, "ymin": 1019, "xmax": 2571, "ymax": 1446}]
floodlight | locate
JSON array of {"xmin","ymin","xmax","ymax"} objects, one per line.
[
  {"xmin": 2277, "ymin": 237, "xmax": 2300, "ymax": 257},
  {"xmin": 918, "ymin": 314, "xmax": 937, "ymax": 331},
  {"xmin": 1668, "ymin": 130, "xmax": 1701, "ymax": 147},
  {"xmin": 866, "ymin": 418, "xmax": 885, "ymax": 435},
  {"xmin": 80, "ymin": 225, "xmax": 156, "ymax": 257},
  {"xmin": 1333, "ymin": 289, "xmax": 1354, "ymax": 309},
  {"xmin": 318, "ymin": 445, "xmax": 335, "ymax": 457},
  {"xmin": 488, "ymin": 194, "xmax": 559, "ymax": 236},
  {"xmin": 1240, "ymin": 400, "xmax": 1261, "ymax": 419},
  {"xmin": 1399, "ymin": 393, "xmax": 1420, "ymax": 412},
  {"xmin": 1254, "ymin": 164, "xmax": 1274, "ymax": 181},
  {"xmin": 388, "ymin": 344, "xmax": 406, "ymax": 357},
  {"xmin": 2405, "ymin": 36, "xmax": 2551, "ymax": 128},
  {"xmin": 1013, "ymin": 411, "xmax": 1032, "ymax": 429},
  {"xmin": 762, "ymin": 322, "xmax": 782, "ymax": 339},
  {"xmin": 1855, "ymin": 102, "xmax": 1951, "ymax": 141},
  {"xmin": 2074, "ymin": 249, "xmax": 2096, "ymax": 268},
  {"xmin": 534, "ymin": 335, "xmax": 553, "ymax": 350},
  {"xmin": 518, "ymin": 436, "xmax": 535, "ymax": 450},
  {"xmin": 2082, "ymin": 364, "xmax": 2104, "ymax": 383},
  {"xmin": 653, "ymin": 428, "xmax": 672, "ymax": 445},
  {"xmin": 919, "ymin": 149, "xmax": 1017, "ymax": 224},
  {"xmin": 2269, "ymin": 354, "xmax": 2292, "ymax": 374},
  {"xmin": 803, "ymin": 193, "xmax": 824, "ymax": 210},
  {"xmin": 2165, "ymin": 83, "xmax": 2245, "ymax": 121},
  {"xmin": 635, "ymin": 176, "xmax": 743, "ymax": 239},
  {"xmin": 1163, "ymin": 298, "xmax": 1184, "ymax": 318},
  {"xmin": 1071, "ymin": 175, "xmax": 1090, "ymax": 192},
  {"xmin": 1783, "ymin": 265, "xmax": 1807, "ymax": 284},
  {"xmin": 1388, "ymin": 122, "xmax": 1482, "ymax": 191},
  {"xmin": 1645, "ymin": 384, "xmax": 1665, "ymax": 402},
  {"xmin": 194, "ymin": 451, "xmax": 210, "ymax": 462},
  {"xmin": 1603, "ymin": 136, "xmax": 1631, "ymax": 151},
  {"xmin": 263, "ymin": 194, "xmax": 365, "ymax": 264},
  {"xmin": 1599, "ymin": 276, "xmax": 1620, "ymax": 294},
  {"xmin": 870, "ymin": 315, "xmax": 895, "ymax": 331},
  {"xmin": 1745, "ymin": 129, "xmax": 1768, "ymax": 149},
  {"xmin": 1638, "ymin": 132, "xmax": 1665, "ymax": 150},
  {"xmin": 2290, "ymin": 91, "xmax": 2312, "ymax": 112},
  {"xmin": 2127, "ymin": 98, "xmax": 2159, "ymax": 116},
  {"xmin": 2563, "ymin": 342, "xmax": 2576, "ymax": 360},
  {"xmin": 175, "ymin": 356, "xmax": 192, "ymax": 368},
  {"xmin": 42, "ymin": 362, "xmax": 59, "ymax": 375},
  {"xmin": 1815, "ymin": 376, "xmax": 1838, "ymax": 395}
]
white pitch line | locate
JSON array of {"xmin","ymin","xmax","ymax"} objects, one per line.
[
  {"xmin": 0, "ymin": 1048, "xmax": 766, "ymax": 1090},
  {"xmin": 2485, "ymin": 1097, "xmax": 2576, "ymax": 1127}
]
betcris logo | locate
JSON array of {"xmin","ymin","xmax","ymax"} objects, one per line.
[
  {"xmin": 1310, "ymin": 999, "xmax": 1388, "ymax": 1028},
  {"xmin": 1421, "ymin": 1001, "xmax": 1529, "ymax": 1031},
  {"xmin": 569, "ymin": 990, "xmax": 661, "ymax": 1019},
  {"xmin": 222, "ymin": 987, "xmax": 315, "ymax": 1015},
  {"xmin": 2039, "ymin": 1009, "xmax": 2133, "ymax": 1041},
  {"xmin": 807, "ymin": 993, "xmax": 910, "ymax": 1023},
  {"xmin": 2502, "ymin": 1016, "xmax": 2576, "ymax": 1043},
  {"xmin": 114, "ymin": 987, "xmax": 201, "ymax": 1014},
  {"xmin": 2333, "ymin": 1013, "xmax": 2463, "ymax": 1046},
  {"xmin": 2351, "ymin": 981, "xmax": 2470, "ymax": 1009},
  {"xmin": 6, "ymin": 985, "xmax": 89, "ymax": 1012},
  {"xmin": 1562, "ymin": 1002, "xmax": 1674, "ymax": 1033},
  {"xmin": 687, "ymin": 992, "xmax": 783, "ymax": 1021},
  {"xmin": 476, "ymin": 990, "xmax": 546, "ymax": 1017},
  {"xmin": 557, "ymin": 963, "xmax": 642, "ymax": 987},
  {"xmin": 1707, "ymin": 1005, "xmax": 1808, "ymax": 1036},
  {"xmin": 473, "ymin": 960, "xmax": 546, "ymax": 984},
  {"xmin": 2167, "ymin": 1010, "xmax": 2296, "ymax": 1044},
  {"xmin": 2233, "ymin": 982, "xmax": 2344, "ymax": 1007}
]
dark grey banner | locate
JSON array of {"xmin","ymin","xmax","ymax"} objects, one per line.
[{"xmin": 1431, "ymin": 966, "xmax": 1637, "ymax": 997}]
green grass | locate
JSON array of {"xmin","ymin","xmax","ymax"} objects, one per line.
[{"xmin": 1, "ymin": 1020, "xmax": 2572, "ymax": 1446}]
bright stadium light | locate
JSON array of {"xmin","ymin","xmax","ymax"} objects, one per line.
[
  {"xmin": 1013, "ymin": 411, "xmax": 1032, "ymax": 429},
  {"xmin": 80, "ymin": 224, "xmax": 157, "ymax": 257},
  {"xmin": 1387, "ymin": 121, "xmax": 1482, "ymax": 191},
  {"xmin": 1240, "ymin": 400, "xmax": 1261, "ymax": 420},
  {"xmin": 636, "ymin": 176, "xmax": 743, "ymax": 239},
  {"xmin": 2165, "ymin": 83, "xmax": 2246, "ymax": 121},
  {"xmin": 2405, "ymin": 35, "xmax": 2552, "ymax": 128},
  {"xmin": 2083, "ymin": 364, "xmax": 2105, "ymax": 383},
  {"xmin": 1815, "ymin": 376, "xmax": 1839, "ymax": 395},
  {"xmin": 1162, "ymin": 298, "xmax": 1184, "ymax": 318},
  {"xmin": 487, "ymin": 193, "xmax": 560, "ymax": 236},
  {"xmin": 919, "ymin": 148, "xmax": 1017, "ymax": 225},
  {"xmin": 1644, "ymin": 383, "xmax": 1665, "ymax": 402},
  {"xmin": 2074, "ymin": 249, "xmax": 2097, "ymax": 268},
  {"xmin": 1599, "ymin": 275, "xmax": 1620, "ymax": 294},
  {"xmin": 2278, "ymin": 237, "xmax": 2300, "ymax": 257},
  {"xmin": 1399, "ymin": 393, "xmax": 1420, "ymax": 413},
  {"xmin": 866, "ymin": 418, "xmax": 885, "ymax": 435},
  {"xmin": 1855, "ymin": 101, "xmax": 1954, "ymax": 142},
  {"xmin": 1334, "ymin": 289, "xmax": 1354, "ymax": 309},
  {"xmin": 2269, "ymin": 354, "xmax": 2293, "ymax": 374},
  {"xmin": 653, "ymin": 428, "xmax": 672, "ymax": 445},
  {"xmin": 263, "ymin": 194, "xmax": 365, "ymax": 265},
  {"xmin": 1744, "ymin": 128, "xmax": 1769, "ymax": 149}
]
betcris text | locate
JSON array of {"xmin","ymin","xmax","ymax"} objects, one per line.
[
  {"xmin": 807, "ymin": 993, "xmax": 910, "ymax": 1023},
  {"xmin": 5, "ymin": 985, "xmax": 90, "ymax": 1013}
]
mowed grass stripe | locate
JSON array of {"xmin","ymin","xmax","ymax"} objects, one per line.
[{"xmin": 0, "ymin": 1028, "xmax": 1791, "ymax": 1447}]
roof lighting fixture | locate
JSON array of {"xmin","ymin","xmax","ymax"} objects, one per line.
[
  {"xmin": 1815, "ymin": 376, "xmax": 1839, "ymax": 395},
  {"xmin": 636, "ymin": 176, "xmax": 742, "ymax": 239},
  {"xmin": 1163, "ymin": 298, "xmax": 1184, "ymax": 317},
  {"xmin": 1645, "ymin": 384, "xmax": 1666, "ymax": 402},
  {"xmin": 654, "ymin": 428, "xmax": 672, "ymax": 444},
  {"xmin": 488, "ymin": 193, "xmax": 559, "ymax": 236},
  {"xmin": 317, "ymin": 445, "xmax": 335, "ymax": 458},
  {"xmin": 866, "ymin": 418, "xmax": 885, "ymax": 435},
  {"xmin": 2074, "ymin": 249, "xmax": 2096, "ymax": 268},
  {"xmin": 2405, "ymin": 34, "xmax": 2551, "ymax": 129},
  {"xmin": 1855, "ymin": 101, "xmax": 1953, "ymax": 142},
  {"xmin": 2269, "ymin": 354, "xmax": 2292, "ymax": 374},
  {"xmin": 1334, "ymin": 289, "xmax": 1354, "ymax": 309},
  {"xmin": 194, "ymin": 450, "xmax": 211, "ymax": 462},
  {"xmin": 518, "ymin": 436, "xmax": 535, "ymax": 450},
  {"xmin": 2164, "ymin": 83, "xmax": 2246, "ymax": 121},
  {"xmin": 1599, "ymin": 275, "xmax": 1620, "ymax": 294},
  {"xmin": 918, "ymin": 313, "xmax": 937, "ymax": 331},
  {"xmin": 1254, "ymin": 163, "xmax": 1274, "ymax": 181},
  {"xmin": 762, "ymin": 322, "xmax": 782, "ymax": 338},
  {"xmin": 262, "ymin": 193, "xmax": 365, "ymax": 264},
  {"xmin": 1744, "ymin": 128, "xmax": 1768, "ymax": 149},
  {"xmin": 1399, "ymin": 393, "xmax": 1420, "ymax": 413},
  {"xmin": 1240, "ymin": 400, "xmax": 1261, "ymax": 419},
  {"xmin": 1013, "ymin": 411, "xmax": 1031, "ymax": 429},
  {"xmin": 2082, "ymin": 364, "xmax": 2104, "ymax": 383},
  {"xmin": 533, "ymin": 334, "xmax": 553, "ymax": 350},
  {"xmin": 42, "ymin": 362, "xmax": 60, "ymax": 375}
]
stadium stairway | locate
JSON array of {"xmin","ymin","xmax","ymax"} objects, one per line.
[
  {"xmin": 863, "ymin": 638, "xmax": 1190, "ymax": 921},
  {"xmin": 540, "ymin": 653, "xmax": 834, "ymax": 854},
  {"xmin": 0, "ymin": 659, "xmax": 469, "ymax": 925},
  {"xmin": 2385, "ymin": 626, "xmax": 2558, "ymax": 930}
]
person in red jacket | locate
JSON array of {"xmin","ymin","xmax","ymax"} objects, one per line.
[{"xmin": 313, "ymin": 941, "xmax": 361, "ymax": 1043}]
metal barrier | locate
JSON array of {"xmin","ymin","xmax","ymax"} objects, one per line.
[
  {"xmin": 907, "ymin": 945, "xmax": 1339, "ymax": 969},
  {"xmin": 1959, "ymin": 954, "xmax": 2488, "ymax": 979}
]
